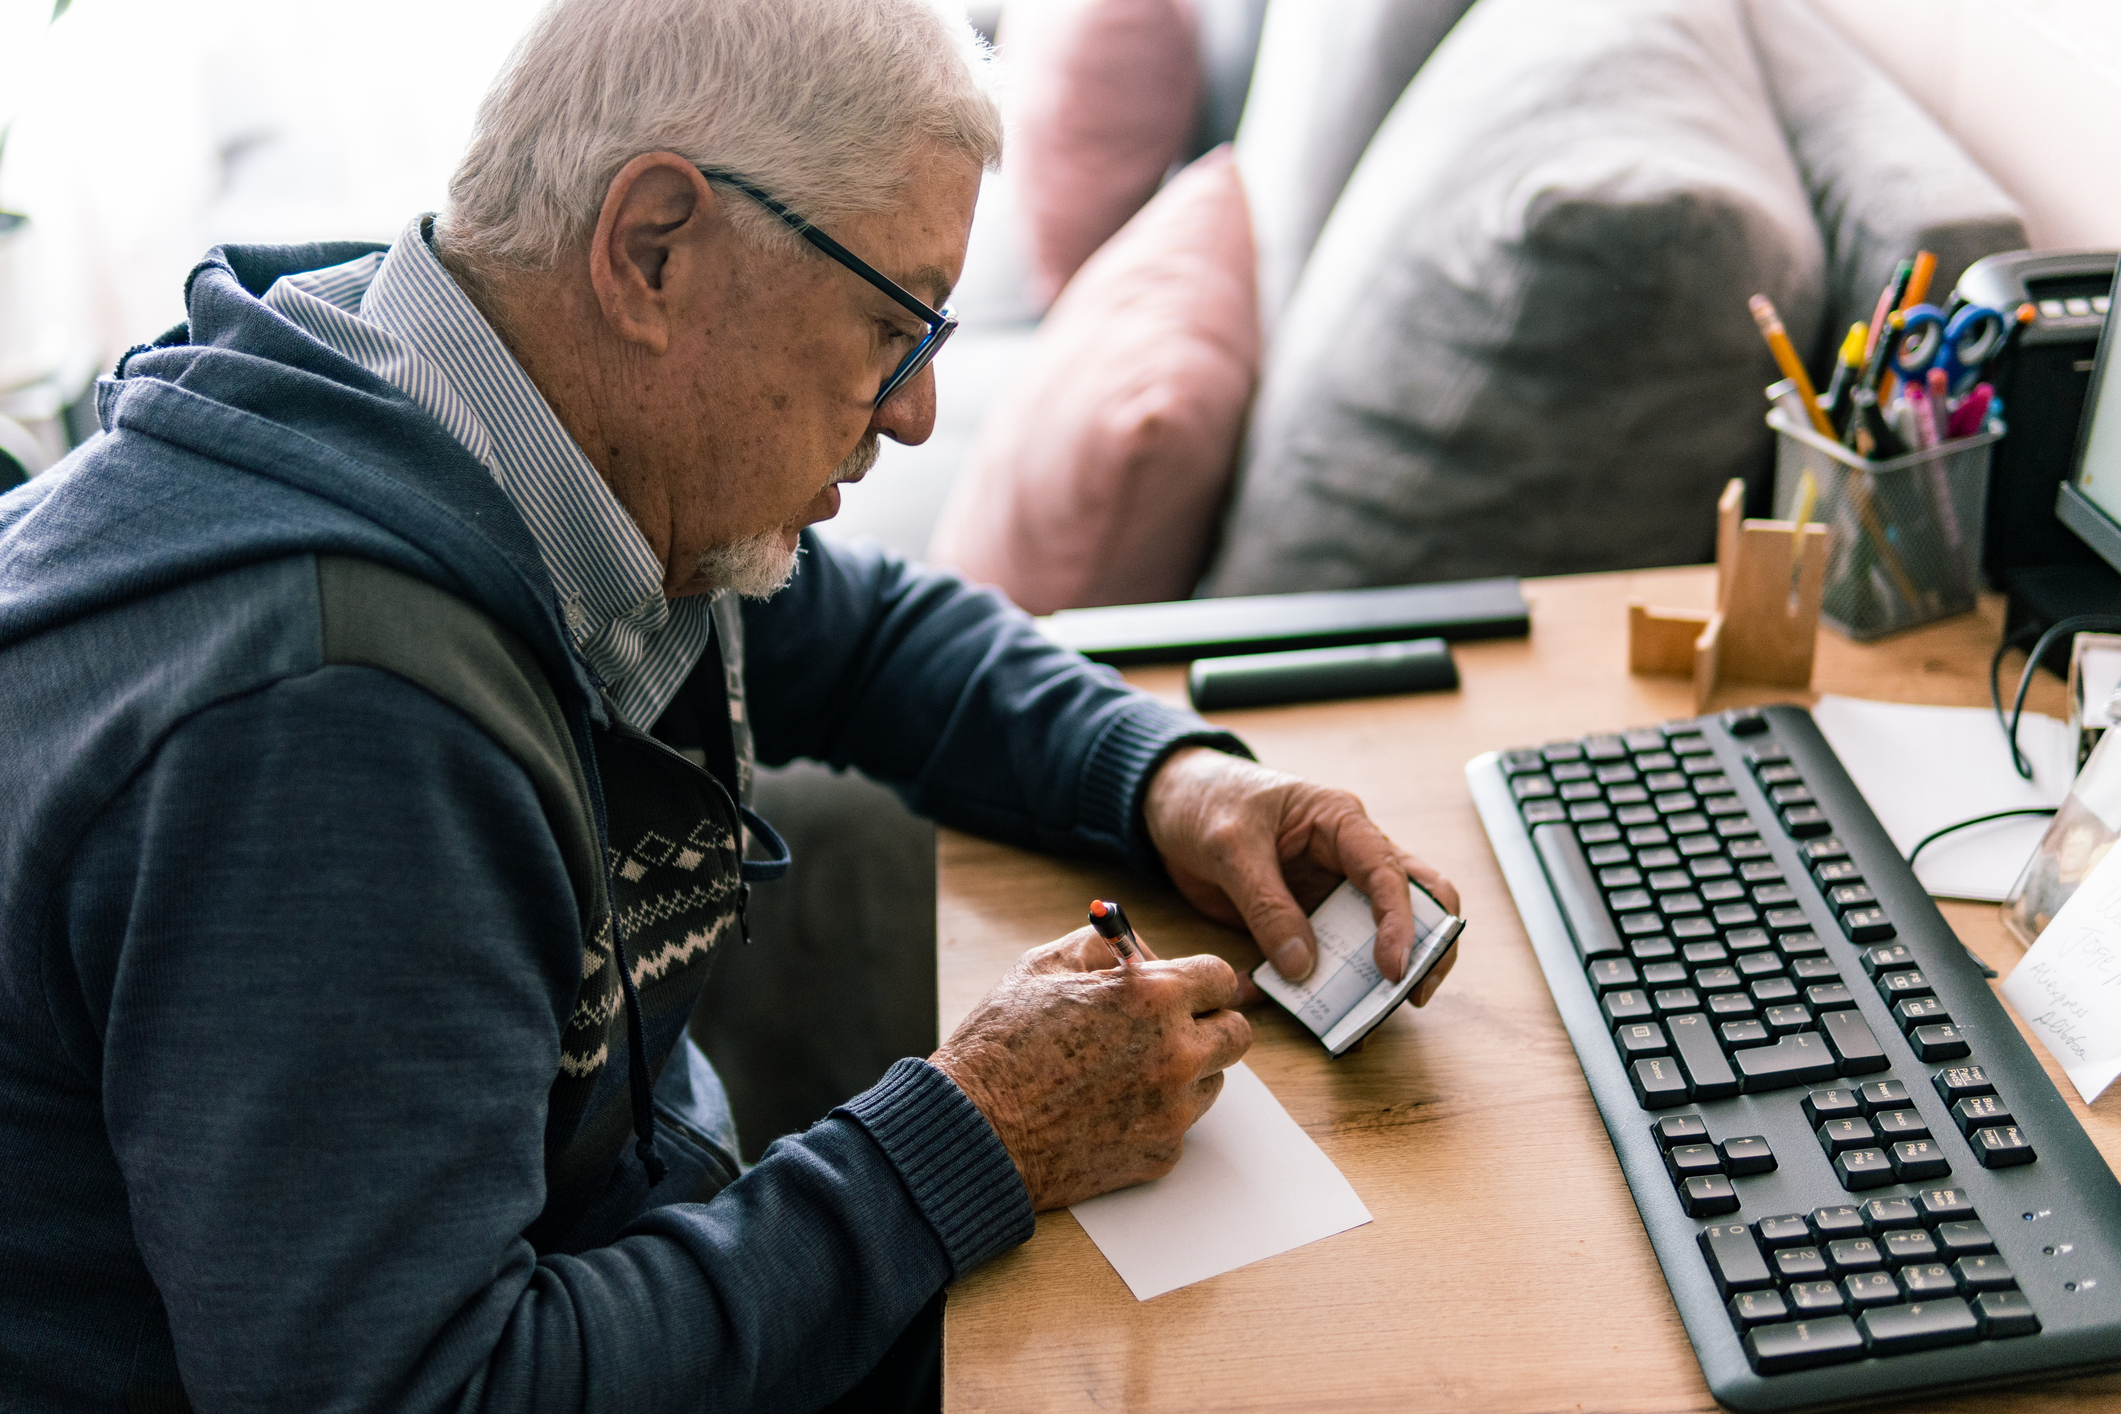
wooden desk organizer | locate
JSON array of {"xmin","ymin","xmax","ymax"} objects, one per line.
[{"xmin": 1628, "ymin": 479, "xmax": 1827, "ymax": 711}]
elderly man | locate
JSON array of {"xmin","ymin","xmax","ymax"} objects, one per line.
[{"xmin": 0, "ymin": 0, "xmax": 1456, "ymax": 1409}]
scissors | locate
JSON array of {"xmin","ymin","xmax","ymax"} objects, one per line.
[{"xmin": 1888, "ymin": 302, "xmax": 2013, "ymax": 393}]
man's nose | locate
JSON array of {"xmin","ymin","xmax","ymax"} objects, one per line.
[{"xmin": 871, "ymin": 363, "xmax": 937, "ymax": 446}]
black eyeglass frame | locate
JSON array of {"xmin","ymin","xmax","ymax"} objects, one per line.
[{"xmin": 697, "ymin": 166, "xmax": 957, "ymax": 408}]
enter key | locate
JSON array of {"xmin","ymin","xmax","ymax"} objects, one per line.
[{"xmin": 1821, "ymin": 1008, "xmax": 1890, "ymax": 1075}]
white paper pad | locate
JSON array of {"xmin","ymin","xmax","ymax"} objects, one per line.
[
  {"xmin": 2002, "ymin": 843, "xmax": 2121, "ymax": 1103},
  {"xmin": 1811, "ymin": 695, "xmax": 2073, "ymax": 902},
  {"xmin": 1068, "ymin": 1062, "xmax": 1371, "ymax": 1301}
]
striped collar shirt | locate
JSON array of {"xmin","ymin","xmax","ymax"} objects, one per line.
[{"xmin": 260, "ymin": 215, "xmax": 716, "ymax": 730}]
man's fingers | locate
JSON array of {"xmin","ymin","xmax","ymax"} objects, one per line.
[
  {"xmin": 1412, "ymin": 939, "xmax": 1459, "ymax": 1007},
  {"xmin": 1193, "ymin": 1006, "xmax": 1252, "ymax": 1077},
  {"xmin": 1353, "ymin": 854, "xmax": 1417, "ymax": 983},
  {"xmin": 1021, "ymin": 927, "xmax": 1113, "ymax": 975},
  {"xmin": 1224, "ymin": 848, "xmax": 1319, "ymax": 982},
  {"xmin": 1406, "ymin": 854, "xmax": 1460, "ymax": 916},
  {"xmin": 1159, "ymin": 951, "xmax": 1240, "ymax": 1013},
  {"xmin": 1185, "ymin": 1067, "xmax": 1227, "ymax": 1125}
]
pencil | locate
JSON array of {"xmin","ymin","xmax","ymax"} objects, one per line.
[
  {"xmin": 1899, "ymin": 250, "xmax": 1937, "ymax": 312},
  {"xmin": 1750, "ymin": 295, "xmax": 1835, "ymax": 440}
]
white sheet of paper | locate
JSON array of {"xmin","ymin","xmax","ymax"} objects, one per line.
[
  {"xmin": 1811, "ymin": 694, "xmax": 2073, "ymax": 902},
  {"xmin": 1068, "ymin": 1061, "xmax": 1371, "ymax": 1301},
  {"xmin": 2002, "ymin": 842, "xmax": 2121, "ymax": 1103}
]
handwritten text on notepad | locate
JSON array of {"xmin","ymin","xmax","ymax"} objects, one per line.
[{"xmin": 2001, "ymin": 843, "xmax": 2121, "ymax": 1103}]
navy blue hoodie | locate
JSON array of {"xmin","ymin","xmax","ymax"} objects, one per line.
[{"xmin": 0, "ymin": 243, "xmax": 1241, "ymax": 1412}]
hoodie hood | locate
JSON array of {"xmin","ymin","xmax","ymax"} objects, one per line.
[{"xmin": 0, "ymin": 241, "xmax": 603, "ymax": 721}]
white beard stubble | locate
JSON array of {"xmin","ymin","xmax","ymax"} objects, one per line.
[{"xmin": 695, "ymin": 434, "xmax": 881, "ymax": 599}]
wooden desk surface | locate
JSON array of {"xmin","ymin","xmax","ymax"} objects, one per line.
[{"xmin": 938, "ymin": 566, "xmax": 2121, "ymax": 1413}]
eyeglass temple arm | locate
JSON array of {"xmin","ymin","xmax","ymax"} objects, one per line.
[{"xmin": 696, "ymin": 167, "xmax": 943, "ymax": 328}]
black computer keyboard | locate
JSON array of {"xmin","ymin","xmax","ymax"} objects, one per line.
[{"xmin": 1467, "ymin": 703, "xmax": 2121, "ymax": 1410}]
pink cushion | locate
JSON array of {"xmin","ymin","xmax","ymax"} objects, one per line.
[
  {"xmin": 1002, "ymin": 0, "xmax": 1203, "ymax": 307},
  {"xmin": 927, "ymin": 147, "xmax": 1259, "ymax": 615}
]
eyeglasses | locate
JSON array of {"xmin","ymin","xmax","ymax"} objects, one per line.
[{"xmin": 697, "ymin": 167, "xmax": 957, "ymax": 408}]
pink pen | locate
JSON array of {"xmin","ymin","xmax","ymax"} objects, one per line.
[
  {"xmin": 1949, "ymin": 383, "xmax": 1994, "ymax": 440},
  {"xmin": 1927, "ymin": 367, "xmax": 1951, "ymax": 443}
]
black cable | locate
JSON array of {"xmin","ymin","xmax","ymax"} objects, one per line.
[
  {"xmin": 1990, "ymin": 622, "xmax": 2042, "ymax": 777},
  {"xmin": 1999, "ymin": 615, "xmax": 2121, "ymax": 781},
  {"xmin": 1906, "ymin": 807, "xmax": 2058, "ymax": 866}
]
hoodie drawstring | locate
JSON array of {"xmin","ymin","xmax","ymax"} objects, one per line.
[{"xmin": 608, "ymin": 910, "xmax": 668, "ymax": 1187}]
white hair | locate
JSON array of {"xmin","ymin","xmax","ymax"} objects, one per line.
[{"xmin": 439, "ymin": 0, "xmax": 1003, "ymax": 275}]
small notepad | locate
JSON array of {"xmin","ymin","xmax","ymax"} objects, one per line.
[
  {"xmin": 1069, "ymin": 1062, "xmax": 1371, "ymax": 1300},
  {"xmin": 2002, "ymin": 843, "xmax": 2121, "ymax": 1103},
  {"xmin": 1251, "ymin": 877, "xmax": 1463, "ymax": 1056}
]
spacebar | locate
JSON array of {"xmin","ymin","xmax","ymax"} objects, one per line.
[{"xmin": 1531, "ymin": 824, "xmax": 1627, "ymax": 962}]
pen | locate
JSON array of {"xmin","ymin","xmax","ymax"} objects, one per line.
[
  {"xmin": 1824, "ymin": 322, "xmax": 1868, "ymax": 431},
  {"xmin": 1899, "ymin": 250, "xmax": 1937, "ymax": 312},
  {"xmin": 1087, "ymin": 898, "xmax": 1144, "ymax": 967},
  {"xmin": 1749, "ymin": 295, "xmax": 1835, "ymax": 440}
]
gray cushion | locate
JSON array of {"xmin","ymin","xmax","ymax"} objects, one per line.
[
  {"xmin": 1745, "ymin": 0, "xmax": 2026, "ymax": 370},
  {"xmin": 1235, "ymin": 0, "xmax": 1477, "ymax": 329},
  {"xmin": 1202, "ymin": 0, "xmax": 1829, "ymax": 595}
]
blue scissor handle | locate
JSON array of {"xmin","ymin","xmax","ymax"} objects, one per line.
[{"xmin": 1890, "ymin": 302, "xmax": 2009, "ymax": 394}]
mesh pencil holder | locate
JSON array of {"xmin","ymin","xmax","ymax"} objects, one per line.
[{"xmin": 1766, "ymin": 407, "xmax": 2004, "ymax": 641}]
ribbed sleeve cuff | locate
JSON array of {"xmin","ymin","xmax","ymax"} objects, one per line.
[
  {"xmin": 1077, "ymin": 698, "xmax": 1252, "ymax": 864},
  {"xmin": 838, "ymin": 1058, "xmax": 1034, "ymax": 1278}
]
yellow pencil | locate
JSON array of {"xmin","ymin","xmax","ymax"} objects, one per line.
[{"xmin": 1750, "ymin": 295, "xmax": 1835, "ymax": 440}]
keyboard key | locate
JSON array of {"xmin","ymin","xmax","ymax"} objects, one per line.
[
  {"xmin": 1611, "ymin": 888, "xmax": 1654, "ymax": 912},
  {"xmin": 1645, "ymin": 772, "xmax": 1688, "ymax": 793},
  {"xmin": 1800, "ymin": 836, "xmax": 1848, "ymax": 864},
  {"xmin": 1625, "ymin": 823, "xmax": 1668, "ymax": 843},
  {"xmin": 1532, "ymin": 824, "xmax": 1635, "ymax": 962},
  {"xmin": 1856, "ymin": 1079, "xmax": 1910, "ymax": 1112},
  {"xmin": 1678, "ymin": 940, "xmax": 1726, "ymax": 964},
  {"xmin": 1791, "ymin": 957, "xmax": 1841, "ymax": 982},
  {"xmin": 1703, "ymin": 794, "xmax": 1748, "ymax": 817},
  {"xmin": 1803, "ymin": 1088, "xmax": 1862, "ymax": 1127},
  {"xmin": 1611, "ymin": 789, "xmax": 1652, "ymax": 809},
  {"xmin": 1890, "ymin": 1140, "xmax": 1951, "ymax": 1181},
  {"xmin": 1843, "ymin": 1271, "xmax": 1901, "ymax": 1309},
  {"xmin": 1667, "ymin": 1013, "xmax": 1739, "ymax": 1099},
  {"xmin": 1840, "ymin": 907, "xmax": 1895, "ymax": 942},
  {"xmin": 1755, "ymin": 1214, "xmax": 1810, "ymax": 1247},
  {"xmin": 1716, "ymin": 817, "xmax": 1760, "ymax": 839},
  {"xmin": 1671, "ymin": 918, "xmax": 1718, "ymax": 942},
  {"xmin": 1751, "ymin": 977, "xmax": 1800, "ymax": 1003},
  {"xmin": 1721, "ymin": 1135, "xmax": 1776, "ymax": 1175},
  {"xmin": 1771, "ymin": 785, "xmax": 1817, "ymax": 809},
  {"xmin": 1972, "ymin": 1289, "xmax": 2040, "ymax": 1337},
  {"xmin": 1872, "ymin": 1108, "xmax": 1930, "ymax": 1142},
  {"xmin": 1601, "ymin": 991, "xmax": 1655, "ymax": 1027},
  {"xmin": 1699, "ymin": 1222, "xmax": 1773, "ymax": 1295},
  {"xmin": 1783, "ymin": 806, "xmax": 1832, "ymax": 837},
  {"xmin": 1652, "ymin": 987, "xmax": 1701, "ymax": 1015},
  {"xmin": 1616, "ymin": 1021, "xmax": 1669, "ymax": 1060},
  {"xmin": 1560, "ymin": 782, "xmax": 1601, "ymax": 801},
  {"xmin": 1900, "ymin": 1262, "xmax": 1957, "ymax": 1296},
  {"xmin": 1859, "ymin": 1197, "xmax": 1921, "ymax": 1233},
  {"xmin": 1629, "ymin": 936, "xmax": 1677, "ymax": 962},
  {"xmin": 1937, "ymin": 1222, "xmax": 1996, "ymax": 1257},
  {"xmin": 1585, "ymin": 735, "xmax": 1627, "ymax": 761},
  {"xmin": 1775, "ymin": 1246, "xmax": 1829, "ymax": 1281},
  {"xmin": 1877, "ymin": 967, "xmax": 1932, "ymax": 1001},
  {"xmin": 1654, "ymin": 793, "xmax": 1698, "ymax": 816},
  {"xmin": 1569, "ymin": 802, "xmax": 1612, "ymax": 823},
  {"xmin": 1784, "ymin": 1281, "xmax": 1847, "ymax": 1316},
  {"xmin": 1666, "ymin": 1143, "xmax": 1722, "ymax": 1181},
  {"xmin": 1641, "ymin": 961, "xmax": 1690, "ymax": 987},
  {"xmin": 1587, "ymin": 958, "xmax": 1638, "ymax": 993},
  {"xmin": 1893, "ymin": 996, "xmax": 1950, "ymax": 1032},
  {"xmin": 1821, "ymin": 1009, "xmax": 1888, "ymax": 1074},
  {"xmin": 1834, "ymin": 1148, "xmax": 1896, "ymax": 1190},
  {"xmin": 1954, "ymin": 1255, "xmax": 2014, "ymax": 1294},
  {"xmin": 1630, "ymin": 1056, "xmax": 1691, "ymax": 1108},
  {"xmin": 1950, "ymin": 1095, "xmax": 2012, "ymax": 1136},
  {"xmin": 1914, "ymin": 1187, "xmax": 1974, "ymax": 1223},
  {"xmin": 1689, "ymin": 855, "xmax": 1735, "ymax": 878},
  {"xmin": 1910, "ymin": 1023, "xmax": 1971, "ymax": 1061},
  {"xmin": 1587, "ymin": 843, "xmax": 1631, "ymax": 867},
  {"xmin": 1735, "ymin": 952, "xmax": 1784, "ymax": 981},
  {"xmin": 1623, "ymin": 729, "xmax": 1667, "ymax": 753},
  {"xmin": 1859, "ymin": 943, "xmax": 1916, "ymax": 977},
  {"xmin": 1827, "ymin": 882, "xmax": 1874, "ymax": 910},
  {"xmin": 1730, "ymin": 838, "xmax": 1774, "ymax": 861},
  {"xmin": 1719, "ymin": 1019, "xmax": 1771, "ymax": 1048},
  {"xmin": 1551, "ymin": 762, "xmax": 1593, "ymax": 782},
  {"xmin": 1971, "ymin": 1127, "xmax": 2036, "ymax": 1167},
  {"xmin": 1651, "ymin": 1115, "xmax": 1708, "ymax": 1148},
  {"xmin": 1659, "ymin": 891, "xmax": 1705, "ymax": 915},
  {"xmin": 1810, "ymin": 1205, "xmax": 1865, "ymax": 1239},
  {"xmin": 1763, "ymin": 1004, "xmax": 1812, "ymax": 1034},
  {"xmin": 1735, "ymin": 1033, "xmax": 1838, "ymax": 1091},
  {"xmin": 1857, "ymin": 1297, "xmax": 1979, "ymax": 1355},
  {"xmin": 1513, "ymin": 775, "xmax": 1556, "ymax": 799},
  {"xmin": 1884, "ymin": 1229, "xmax": 1940, "ymax": 1264},
  {"xmin": 1711, "ymin": 904, "xmax": 1759, "ymax": 928},
  {"xmin": 1933, "ymin": 1065, "xmax": 1995, "ymax": 1104},
  {"xmin": 1816, "ymin": 1117, "xmax": 1876, "ymax": 1156},
  {"xmin": 1523, "ymin": 800, "xmax": 1568, "ymax": 824},
  {"xmin": 1815, "ymin": 859, "xmax": 1862, "ymax": 886},
  {"xmin": 1693, "ymin": 966, "xmax": 1741, "ymax": 992},
  {"xmin": 1751, "ymin": 884, "xmax": 1798, "ymax": 908},
  {"xmin": 1646, "ymin": 868, "xmax": 1690, "ymax": 892},
  {"xmin": 1744, "ymin": 742, "xmax": 1789, "ymax": 766},
  {"xmin": 1825, "ymin": 1237, "xmax": 1884, "ymax": 1273},
  {"xmin": 1682, "ymin": 1173, "xmax": 1740, "ymax": 1217},
  {"xmin": 1805, "ymin": 983, "xmax": 1855, "ymax": 1010},
  {"xmin": 1728, "ymin": 1288, "xmax": 1788, "ymax": 1330},
  {"xmin": 1764, "ymin": 907, "xmax": 1811, "ymax": 932},
  {"xmin": 1744, "ymin": 1317, "xmax": 1865, "ymax": 1373},
  {"xmin": 1503, "ymin": 749, "xmax": 1546, "ymax": 774},
  {"xmin": 1776, "ymin": 930, "xmax": 1827, "ymax": 957},
  {"xmin": 1707, "ymin": 992, "xmax": 1758, "ymax": 1019}
]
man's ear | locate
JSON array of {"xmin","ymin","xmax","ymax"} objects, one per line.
[{"xmin": 588, "ymin": 152, "xmax": 721, "ymax": 356}]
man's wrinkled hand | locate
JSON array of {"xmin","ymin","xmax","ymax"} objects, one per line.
[
  {"xmin": 932, "ymin": 929, "xmax": 1250, "ymax": 1210},
  {"xmin": 1142, "ymin": 746, "xmax": 1460, "ymax": 995}
]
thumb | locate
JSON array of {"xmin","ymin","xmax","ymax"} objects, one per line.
[{"xmin": 1229, "ymin": 859, "xmax": 1319, "ymax": 982}]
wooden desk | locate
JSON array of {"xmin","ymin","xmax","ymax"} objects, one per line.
[{"xmin": 938, "ymin": 566, "xmax": 2121, "ymax": 1413}]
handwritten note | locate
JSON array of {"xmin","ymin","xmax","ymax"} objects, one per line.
[{"xmin": 2001, "ymin": 841, "xmax": 2121, "ymax": 1103}]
